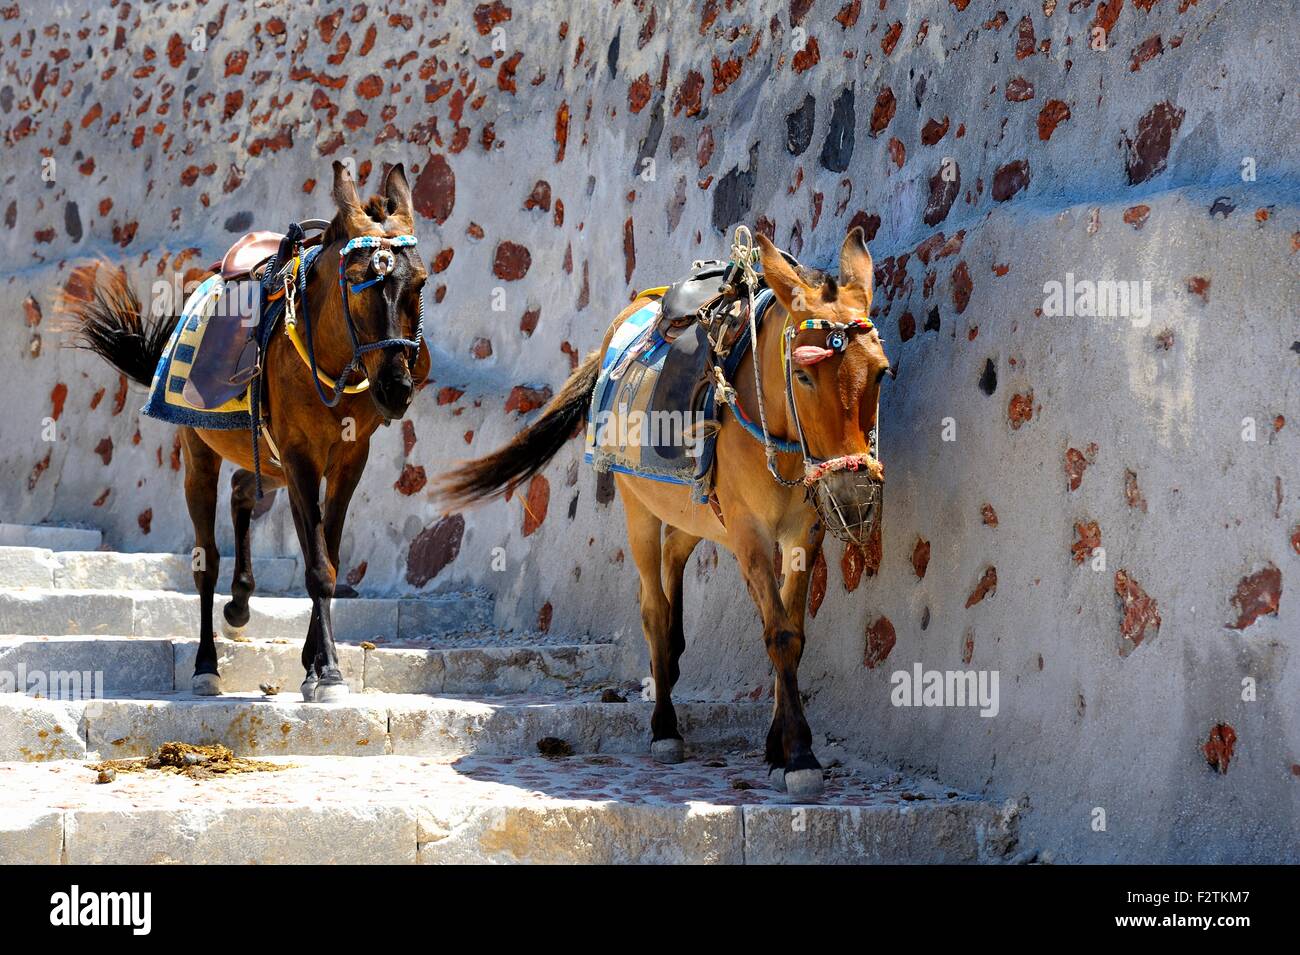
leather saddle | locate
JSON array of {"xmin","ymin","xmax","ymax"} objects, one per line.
[
  {"xmin": 180, "ymin": 279, "xmax": 263, "ymax": 410},
  {"xmin": 211, "ymin": 230, "xmax": 285, "ymax": 280},
  {"xmin": 646, "ymin": 261, "xmax": 735, "ymax": 459},
  {"xmin": 655, "ymin": 260, "xmax": 728, "ymax": 340},
  {"xmin": 183, "ymin": 232, "xmax": 286, "ymax": 409},
  {"xmin": 184, "ymin": 222, "xmax": 331, "ymax": 410}
]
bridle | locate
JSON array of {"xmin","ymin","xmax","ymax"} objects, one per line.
[
  {"xmin": 285, "ymin": 231, "xmax": 425, "ymax": 409},
  {"xmin": 713, "ymin": 227, "xmax": 884, "ymax": 546}
]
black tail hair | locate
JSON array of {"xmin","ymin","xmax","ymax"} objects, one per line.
[
  {"xmin": 435, "ymin": 350, "xmax": 601, "ymax": 508},
  {"xmin": 61, "ymin": 264, "xmax": 170, "ymax": 387}
]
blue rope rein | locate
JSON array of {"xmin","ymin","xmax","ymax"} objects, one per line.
[{"xmin": 301, "ymin": 233, "xmax": 424, "ymax": 409}]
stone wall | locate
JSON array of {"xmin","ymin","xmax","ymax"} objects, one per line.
[{"xmin": 1, "ymin": 0, "xmax": 1296, "ymax": 861}]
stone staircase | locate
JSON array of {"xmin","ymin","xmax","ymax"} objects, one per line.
[{"xmin": 0, "ymin": 525, "xmax": 1019, "ymax": 864}]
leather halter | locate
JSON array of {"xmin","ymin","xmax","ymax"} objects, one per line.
[{"xmin": 287, "ymin": 233, "xmax": 425, "ymax": 409}]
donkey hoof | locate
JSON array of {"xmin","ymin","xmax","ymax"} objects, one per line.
[
  {"xmin": 300, "ymin": 675, "xmax": 318, "ymax": 702},
  {"xmin": 191, "ymin": 673, "xmax": 222, "ymax": 696},
  {"xmin": 651, "ymin": 738, "xmax": 685, "ymax": 764},
  {"xmin": 313, "ymin": 681, "xmax": 350, "ymax": 704},
  {"xmin": 782, "ymin": 767, "xmax": 825, "ymax": 801},
  {"xmin": 220, "ymin": 618, "xmax": 246, "ymax": 641}
]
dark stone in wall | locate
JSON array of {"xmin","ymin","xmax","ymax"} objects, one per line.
[
  {"xmin": 595, "ymin": 470, "xmax": 616, "ymax": 505},
  {"xmin": 607, "ymin": 28, "xmax": 620, "ymax": 79},
  {"xmin": 819, "ymin": 87, "xmax": 855, "ymax": 173},
  {"xmin": 224, "ymin": 210, "xmax": 254, "ymax": 232},
  {"xmin": 711, "ymin": 142, "xmax": 758, "ymax": 235},
  {"xmin": 64, "ymin": 202, "xmax": 82, "ymax": 242},
  {"xmin": 979, "ymin": 358, "xmax": 997, "ymax": 395},
  {"xmin": 632, "ymin": 97, "xmax": 664, "ymax": 178},
  {"xmin": 786, "ymin": 94, "xmax": 815, "ymax": 156},
  {"xmin": 923, "ymin": 162, "xmax": 960, "ymax": 226}
]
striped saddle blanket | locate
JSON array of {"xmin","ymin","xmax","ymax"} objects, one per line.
[
  {"xmin": 141, "ymin": 274, "xmax": 255, "ymax": 430},
  {"xmin": 584, "ymin": 290, "xmax": 772, "ymax": 501}
]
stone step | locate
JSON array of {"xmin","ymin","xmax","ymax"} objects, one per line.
[
  {"xmin": 0, "ymin": 588, "xmax": 494, "ymax": 640},
  {"xmin": 0, "ymin": 635, "xmax": 618, "ymax": 697},
  {"xmin": 0, "ymin": 754, "xmax": 1019, "ymax": 864},
  {"xmin": 0, "ymin": 523, "xmax": 102, "ymax": 552},
  {"xmin": 0, "ymin": 691, "xmax": 766, "ymax": 762},
  {"xmin": 0, "ymin": 545, "xmax": 301, "ymax": 594}
]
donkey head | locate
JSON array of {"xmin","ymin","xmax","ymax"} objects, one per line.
[
  {"xmin": 327, "ymin": 160, "xmax": 429, "ymax": 420},
  {"xmin": 757, "ymin": 227, "xmax": 892, "ymax": 499}
]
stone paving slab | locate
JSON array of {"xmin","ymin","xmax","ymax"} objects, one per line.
[
  {"xmin": 0, "ymin": 636, "xmax": 175, "ymax": 696},
  {"xmin": 0, "ymin": 590, "xmax": 134, "ymax": 635},
  {"xmin": 50, "ymin": 549, "xmax": 302, "ymax": 595},
  {"xmin": 0, "ymin": 808, "xmax": 62, "ymax": 864},
  {"xmin": 0, "ymin": 524, "xmax": 102, "ymax": 551},
  {"xmin": 363, "ymin": 642, "xmax": 619, "ymax": 695},
  {"xmin": 0, "ymin": 589, "xmax": 494, "ymax": 641},
  {"xmin": 171, "ymin": 638, "xmax": 366, "ymax": 695},
  {"xmin": 0, "ymin": 690, "xmax": 769, "ymax": 761},
  {"xmin": 0, "ymin": 694, "xmax": 88, "ymax": 761},
  {"xmin": 386, "ymin": 695, "xmax": 769, "ymax": 757},
  {"xmin": 0, "ymin": 635, "xmax": 616, "ymax": 697},
  {"xmin": 0, "ymin": 755, "xmax": 1016, "ymax": 864}
]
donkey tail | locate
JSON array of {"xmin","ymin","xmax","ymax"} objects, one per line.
[
  {"xmin": 61, "ymin": 264, "xmax": 170, "ymax": 388},
  {"xmin": 436, "ymin": 349, "xmax": 601, "ymax": 508}
]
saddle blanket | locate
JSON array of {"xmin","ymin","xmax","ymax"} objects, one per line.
[
  {"xmin": 141, "ymin": 274, "xmax": 253, "ymax": 431},
  {"xmin": 584, "ymin": 289, "xmax": 772, "ymax": 501}
]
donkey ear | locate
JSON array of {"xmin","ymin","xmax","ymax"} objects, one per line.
[
  {"xmin": 757, "ymin": 233, "xmax": 810, "ymax": 314},
  {"xmin": 382, "ymin": 162, "xmax": 413, "ymax": 218},
  {"xmin": 331, "ymin": 160, "xmax": 363, "ymax": 216},
  {"xmin": 839, "ymin": 226, "xmax": 874, "ymax": 292}
]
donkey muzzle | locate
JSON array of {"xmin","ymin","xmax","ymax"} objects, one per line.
[
  {"xmin": 371, "ymin": 356, "xmax": 414, "ymax": 419},
  {"xmin": 806, "ymin": 454, "xmax": 884, "ymax": 547}
]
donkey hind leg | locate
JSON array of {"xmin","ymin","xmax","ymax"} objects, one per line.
[
  {"xmin": 730, "ymin": 520, "xmax": 823, "ymax": 799},
  {"xmin": 661, "ymin": 527, "xmax": 701, "ymax": 690},
  {"xmin": 221, "ymin": 468, "xmax": 258, "ymax": 639},
  {"xmin": 181, "ymin": 429, "xmax": 223, "ymax": 696},
  {"xmin": 623, "ymin": 495, "xmax": 684, "ymax": 763}
]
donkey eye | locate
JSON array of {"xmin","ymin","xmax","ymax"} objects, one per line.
[{"xmin": 795, "ymin": 370, "xmax": 814, "ymax": 388}]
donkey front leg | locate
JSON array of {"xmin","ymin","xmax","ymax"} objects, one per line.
[
  {"xmin": 767, "ymin": 520, "xmax": 825, "ymax": 777},
  {"xmin": 282, "ymin": 452, "xmax": 348, "ymax": 703},
  {"xmin": 180, "ymin": 429, "xmax": 223, "ymax": 695},
  {"xmin": 730, "ymin": 521, "xmax": 823, "ymax": 799}
]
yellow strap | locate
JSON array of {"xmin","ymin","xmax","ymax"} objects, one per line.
[
  {"xmin": 282, "ymin": 256, "xmax": 370, "ymax": 394},
  {"xmin": 283, "ymin": 323, "xmax": 370, "ymax": 394},
  {"xmin": 635, "ymin": 285, "xmax": 670, "ymax": 299}
]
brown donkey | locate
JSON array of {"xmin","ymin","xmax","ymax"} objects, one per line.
[
  {"xmin": 65, "ymin": 161, "xmax": 429, "ymax": 703},
  {"xmin": 437, "ymin": 228, "xmax": 891, "ymax": 797}
]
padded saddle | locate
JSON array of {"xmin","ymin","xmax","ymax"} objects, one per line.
[
  {"xmin": 211, "ymin": 230, "xmax": 284, "ymax": 279},
  {"xmin": 185, "ymin": 222, "xmax": 332, "ymax": 411},
  {"xmin": 183, "ymin": 230, "xmax": 286, "ymax": 409},
  {"xmin": 646, "ymin": 260, "xmax": 731, "ymax": 441}
]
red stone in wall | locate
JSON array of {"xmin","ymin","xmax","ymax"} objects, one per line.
[
  {"xmin": 1228, "ymin": 565, "xmax": 1282, "ymax": 630},
  {"xmin": 863, "ymin": 616, "xmax": 896, "ymax": 669}
]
